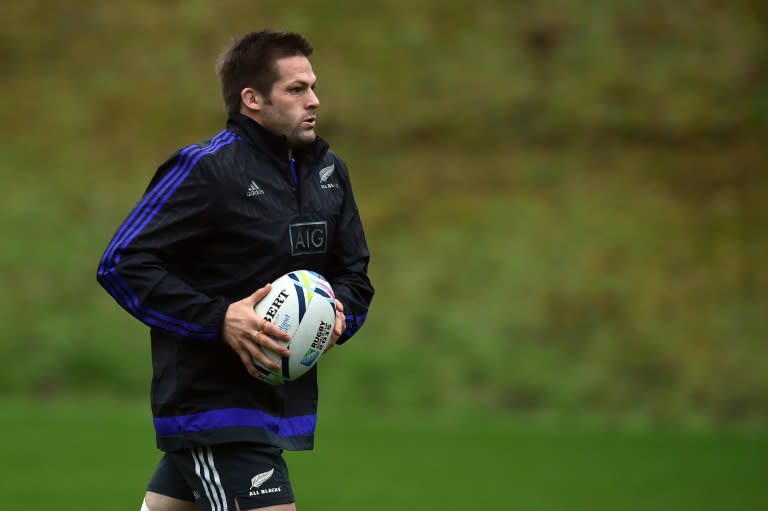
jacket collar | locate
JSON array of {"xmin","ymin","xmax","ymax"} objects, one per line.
[{"xmin": 226, "ymin": 113, "xmax": 329, "ymax": 165}]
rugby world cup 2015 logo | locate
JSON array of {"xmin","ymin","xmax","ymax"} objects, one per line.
[
  {"xmin": 300, "ymin": 319, "xmax": 333, "ymax": 367},
  {"xmin": 300, "ymin": 348, "xmax": 321, "ymax": 367}
]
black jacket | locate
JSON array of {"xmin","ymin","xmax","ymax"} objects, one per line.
[{"xmin": 97, "ymin": 114, "xmax": 374, "ymax": 451}]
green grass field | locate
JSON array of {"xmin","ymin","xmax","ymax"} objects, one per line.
[{"xmin": 1, "ymin": 398, "xmax": 765, "ymax": 510}]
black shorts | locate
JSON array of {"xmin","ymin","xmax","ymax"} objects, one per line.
[{"xmin": 147, "ymin": 443, "xmax": 295, "ymax": 510}]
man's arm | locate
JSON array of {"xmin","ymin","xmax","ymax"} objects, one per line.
[
  {"xmin": 96, "ymin": 145, "xmax": 230, "ymax": 340},
  {"xmin": 326, "ymin": 158, "xmax": 375, "ymax": 345}
]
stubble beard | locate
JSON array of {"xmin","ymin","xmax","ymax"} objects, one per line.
[
  {"xmin": 289, "ymin": 125, "xmax": 317, "ymax": 147},
  {"xmin": 262, "ymin": 102, "xmax": 316, "ymax": 148}
]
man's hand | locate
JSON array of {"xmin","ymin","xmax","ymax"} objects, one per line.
[
  {"xmin": 221, "ymin": 284, "xmax": 292, "ymax": 378},
  {"xmin": 324, "ymin": 299, "xmax": 347, "ymax": 353}
]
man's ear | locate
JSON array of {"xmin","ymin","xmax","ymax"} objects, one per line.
[{"xmin": 240, "ymin": 88, "xmax": 262, "ymax": 113}]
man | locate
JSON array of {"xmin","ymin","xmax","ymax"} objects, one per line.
[{"xmin": 97, "ymin": 30, "xmax": 374, "ymax": 511}]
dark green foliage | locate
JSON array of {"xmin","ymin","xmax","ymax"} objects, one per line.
[{"xmin": 1, "ymin": 1, "xmax": 766, "ymax": 424}]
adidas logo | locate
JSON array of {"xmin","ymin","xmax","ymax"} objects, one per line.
[{"xmin": 247, "ymin": 180, "xmax": 264, "ymax": 197}]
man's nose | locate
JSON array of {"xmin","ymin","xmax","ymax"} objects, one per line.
[{"xmin": 307, "ymin": 88, "xmax": 319, "ymax": 109}]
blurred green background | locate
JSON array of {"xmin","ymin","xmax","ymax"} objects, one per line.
[{"xmin": 1, "ymin": 1, "xmax": 766, "ymax": 509}]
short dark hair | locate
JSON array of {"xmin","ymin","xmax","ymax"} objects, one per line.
[{"xmin": 216, "ymin": 30, "xmax": 314, "ymax": 116}]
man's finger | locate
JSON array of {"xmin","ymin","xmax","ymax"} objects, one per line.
[
  {"xmin": 234, "ymin": 344, "xmax": 261, "ymax": 378},
  {"xmin": 260, "ymin": 321, "xmax": 291, "ymax": 343},
  {"xmin": 257, "ymin": 330, "xmax": 290, "ymax": 359},
  {"xmin": 245, "ymin": 283, "xmax": 272, "ymax": 307},
  {"xmin": 334, "ymin": 306, "xmax": 346, "ymax": 336},
  {"xmin": 242, "ymin": 333, "xmax": 283, "ymax": 371}
]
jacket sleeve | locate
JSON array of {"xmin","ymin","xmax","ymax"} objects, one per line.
[
  {"xmin": 327, "ymin": 157, "xmax": 375, "ymax": 344},
  {"xmin": 96, "ymin": 148, "xmax": 229, "ymax": 341}
]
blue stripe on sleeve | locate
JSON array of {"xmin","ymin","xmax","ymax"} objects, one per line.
[
  {"xmin": 343, "ymin": 311, "xmax": 368, "ymax": 338},
  {"xmin": 99, "ymin": 130, "xmax": 232, "ymax": 272},
  {"xmin": 97, "ymin": 131, "xmax": 238, "ymax": 338}
]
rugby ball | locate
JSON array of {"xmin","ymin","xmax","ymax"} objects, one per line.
[{"xmin": 252, "ymin": 270, "xmax": 336, "ymax": 385}]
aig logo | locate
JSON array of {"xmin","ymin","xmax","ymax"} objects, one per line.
[{"xmin": 289, "ymin": 221, "xmax": 328, "ymax": 255}]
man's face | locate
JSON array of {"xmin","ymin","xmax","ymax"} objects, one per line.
[{"xmin": 259, "ymin": 55, "xmax": 319, "ymax": 148}]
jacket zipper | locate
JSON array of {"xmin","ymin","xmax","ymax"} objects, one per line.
[{"xmin": 289, "ymin": 157, "xmax": 301, "ymax": 210}]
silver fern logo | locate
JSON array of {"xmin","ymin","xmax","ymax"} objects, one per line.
[
  {"xmin": 249, "ymin": 467, "xmax": 283, "ymax": 497},
  {"xmin": 319, "ymin": 164, "xmax": 338, "ymax": 189},
  {"xmin": 250, "ymin": 468, "xmax": 274, "ymax": 489},
  {"xmin": 319, "ymin": 164, "xmax": 335, "ymax": 182}
]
